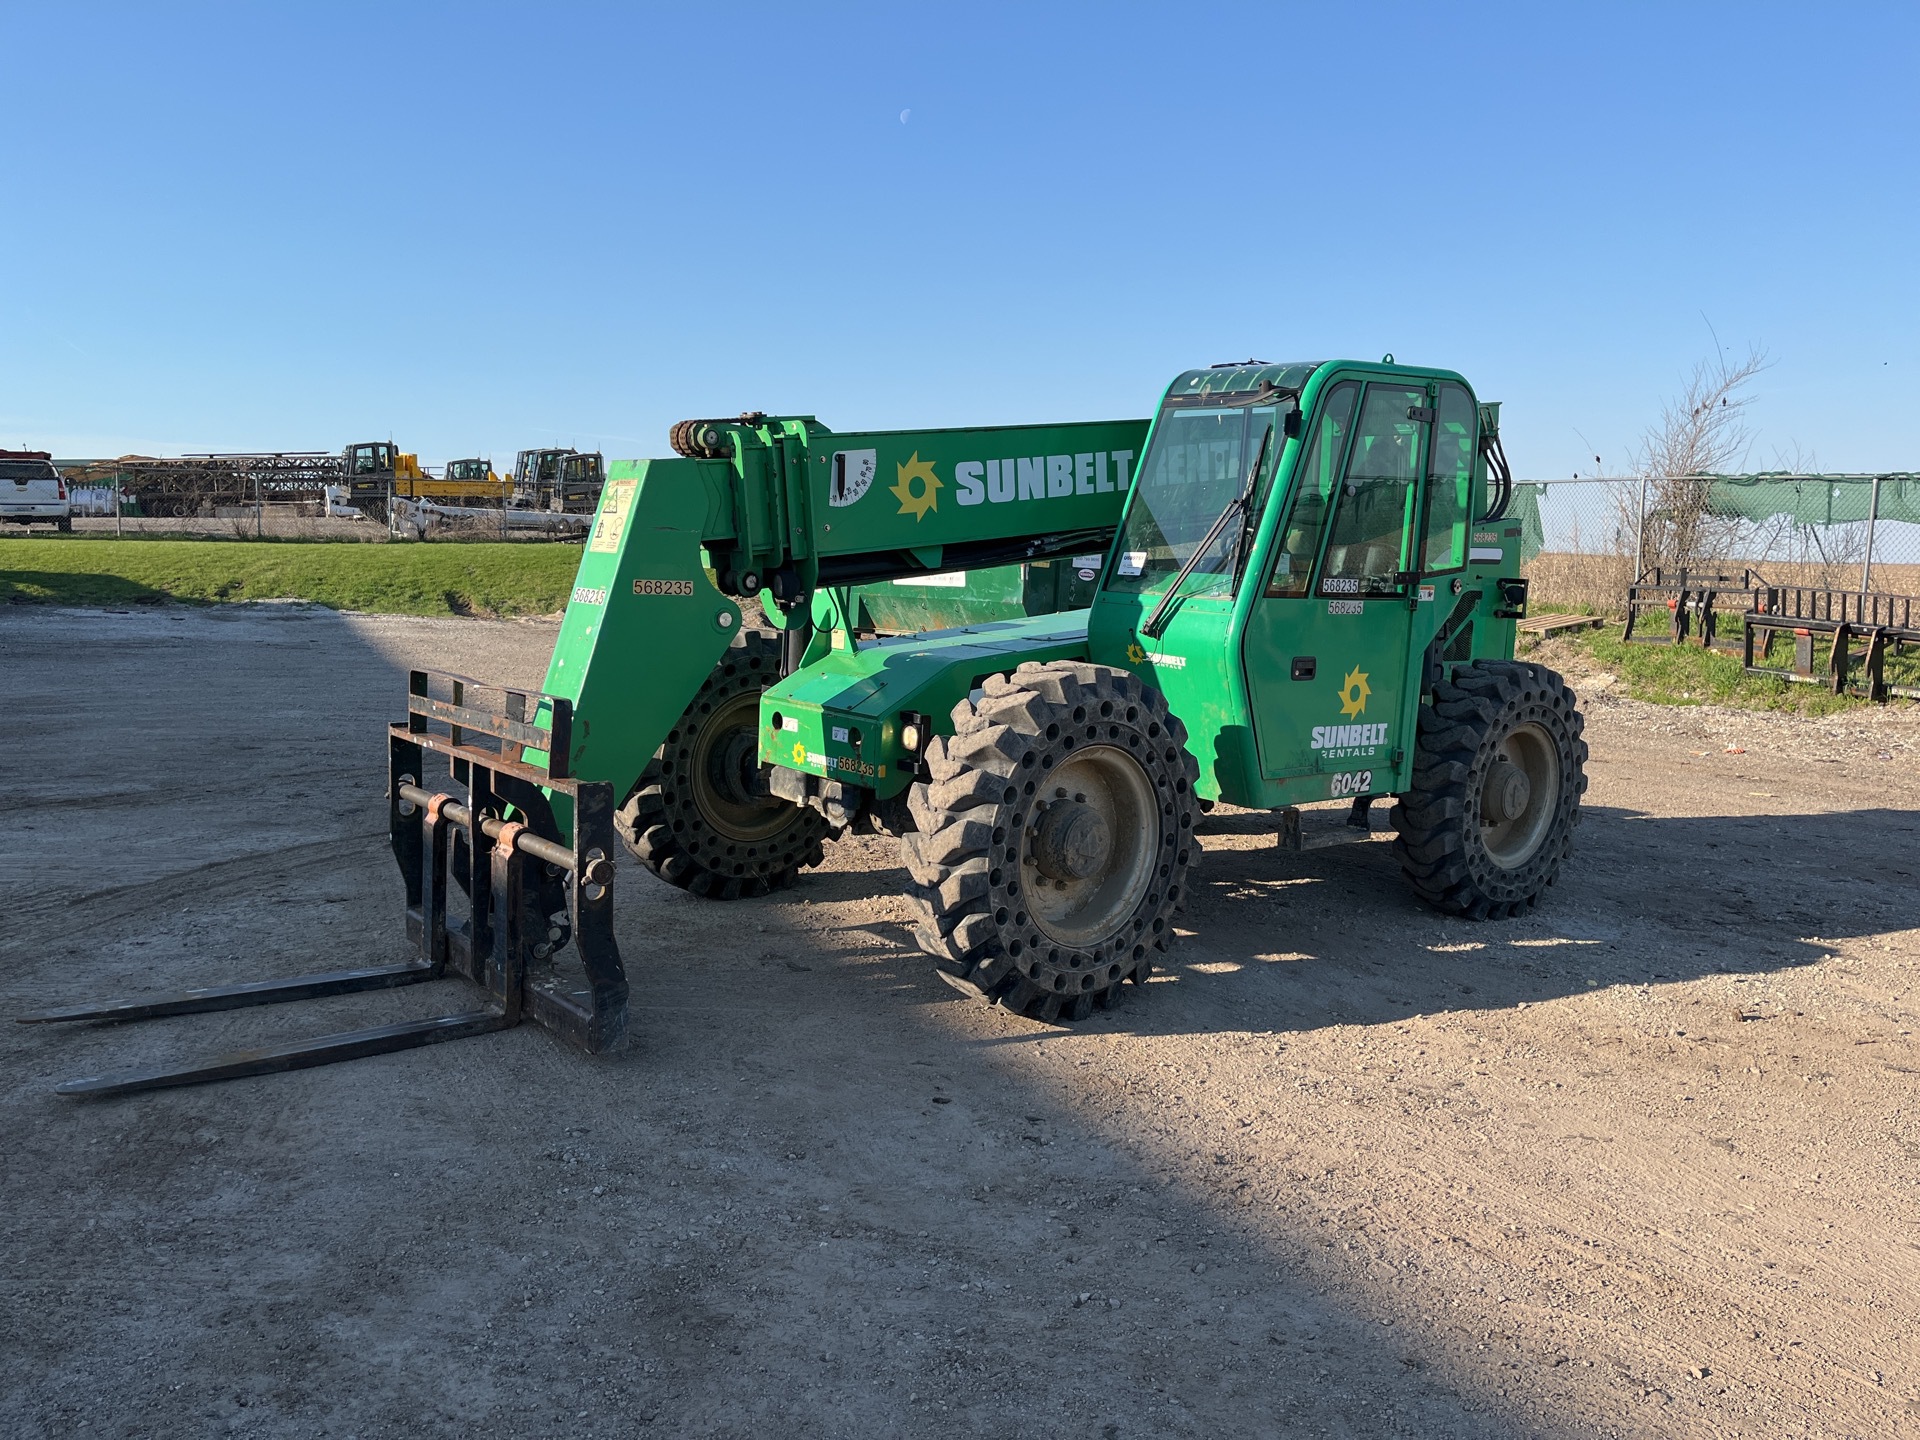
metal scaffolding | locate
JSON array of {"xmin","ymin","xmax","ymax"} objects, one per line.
[{"xmin": 67, "ymin": 452, "xmax": 346, "ymax": 517}]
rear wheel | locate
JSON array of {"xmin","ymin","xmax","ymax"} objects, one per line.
[
  {"xmin": 616, "ymin": 628, "xmax": 830, "ymax": 899},
  {"xmin": 903, "ymin": 661, "xmax": 1200, "ymax": 1021},
  {"xmin": 1392, "ymin": 660, "xmax": 1587, "ymax": 918},
  {"xmin": 55, "ymin": 515, "xmax": 71, "ymax": 533}
]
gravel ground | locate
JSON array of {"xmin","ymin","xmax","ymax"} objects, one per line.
[{"xmin": 2, "ymin": 605, "xmax": 1916, "ymax": 1439}]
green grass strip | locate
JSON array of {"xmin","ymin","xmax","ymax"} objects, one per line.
[
  {"xmin": 1555, "ymin": 627, "xmax": 1914, "ymax": 715},
  {"xmin": 0, "ymin": 539, "xmax": 582, "ymax": 617}
]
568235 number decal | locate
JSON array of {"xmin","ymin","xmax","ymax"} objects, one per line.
[
  {"xmin": 632, "ymin": 578, "xmax": 695, "ymax": 596},
  {"xmin": 1330, "ymin": 770, "xmax": 1373, "ymax": 798}
]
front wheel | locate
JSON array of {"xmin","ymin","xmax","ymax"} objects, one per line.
[
  {"xmin": 1392, "ymin": 660, "xmax": 1587, "ymax": 918},
  {"xmin": 902, "ymin": 661, "xmax": 1200, "ymax": 1022},
  {"xmin": 615, "ymin": 627, "xmax": 830, "ymax": 899}
]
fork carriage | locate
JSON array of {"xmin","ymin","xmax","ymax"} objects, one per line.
[{"xmin": 20, "ymin": 671, "xmax": 628, "ymax": 1097}]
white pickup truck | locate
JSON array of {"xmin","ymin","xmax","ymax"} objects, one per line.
[{"xmin": 0, "ymin": 449, "xmax": 71, "ymax": 532}]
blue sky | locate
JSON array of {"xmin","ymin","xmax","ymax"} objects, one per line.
[{"xmin": 3, "ymin": 2, "xmax": 1915, "ymax": 477}]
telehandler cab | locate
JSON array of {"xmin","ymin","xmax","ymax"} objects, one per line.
[
  {"xmin": 27, "ymin": 359, "xmax": 1587, "ymax": 1094},
  {"xmin": 513, "ymin": 447, "xmax": 607, "ymax": 512}
]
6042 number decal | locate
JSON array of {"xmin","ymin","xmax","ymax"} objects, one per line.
[{"xmin": 1330, "ymin": 770, "xmax": 1373, "ymax": 798}]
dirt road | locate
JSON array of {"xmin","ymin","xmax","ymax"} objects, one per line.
[{"xmin": 3, "ymin": 606, "xmax": 1916, "ymax": 1438}]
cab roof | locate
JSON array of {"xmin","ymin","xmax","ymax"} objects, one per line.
[
  {"xmin": 1166, "ymin": 362, "xmax": 1324, "ymax": 399},
  {"xmin": 1165, "ymin": 358, "xmax": 1471, "ymax": 401}
]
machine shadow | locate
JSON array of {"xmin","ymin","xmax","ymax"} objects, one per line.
[
  {"xmin": 831, "ymin": 802, "xmax": 1920, "ymax": 1044},
  {"xmin": 0, "ymin": 571, "xmax": 176, "ymax": 605}
]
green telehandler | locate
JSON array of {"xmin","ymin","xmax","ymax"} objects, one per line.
[{"xmin": 28, "ymin": 359, "xmax": 1587, "ymax": 1094}]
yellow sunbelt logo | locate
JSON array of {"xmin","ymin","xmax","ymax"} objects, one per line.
[
  {"xmin": 892, "ymin": 453, "xmax": 942, "ymax": 520},
  {"xmin": 1124, "ymin": 640, "xmax": 1187, "ymax": 670},
  {"xmin": 1312, "ymin": 667, "xmax": 1387, "ymax": 755},
  {"xmin": 1338, "ymin": 666, "xmax": 1371, "ymax": 717}
]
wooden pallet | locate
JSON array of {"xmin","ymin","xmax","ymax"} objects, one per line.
[{"xmin": 1516, "ymin": 613, "xmax": 1604, "ymax": 636}]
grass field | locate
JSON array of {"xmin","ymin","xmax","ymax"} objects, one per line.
[
  {"xmin": 1522, "ymin": 624, "xmax": 1920, "ymax": 715},
  {"xmin": 0, "ymin": 538, "xmax": 582, "ymax": 617},
  {"xmin": 7, "ymin": 536, "xmax": 1912, "ymax": 714}
]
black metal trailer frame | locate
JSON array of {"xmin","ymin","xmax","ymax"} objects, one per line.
[
  {"xmin": 1742, "ymin": 585, "xmax": 1920, "ymax": 703},
  {"xmin": 1622, "ymin": 566, "xmax": 1768, "ymax": 649}
]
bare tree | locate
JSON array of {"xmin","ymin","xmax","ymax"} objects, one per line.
[{"xmin": 1633, "ymin": 345, "xmax": 1770, "ymax": 574}]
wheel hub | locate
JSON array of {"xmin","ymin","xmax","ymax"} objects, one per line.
[
  {"xmin": 708, "ymin": 728, "xmax": 768, "ymax": 809},
  {"xmin": 688, "ymin": 692, "xmax": 792, "ymax": 843},
  {"xmin": 1020, "ymin": 746, "xmax": 1160, "ymax": 950},
  {"xmin": 1481, "ymin": 759, "xmax": 1532, "ymax": 825},
  {"xmin": 1031, "ymin": 801, "xmax": 1112, "ymax": 882},
  {"xmin": 1478, "ymin": 721, "xmax": 1562, "ymax": 869}
]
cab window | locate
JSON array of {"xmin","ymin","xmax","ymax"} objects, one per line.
[
  {"xmin": 1421, "ymin": 383, "xmax": 1476, "ymax": 572},
  {"xmin": 1317, "ymin": 384, "xmax": 1426, "ymax": 596},
  {"xmin": 1264, "ymin": 381, "xmax": 1358, "ymax": 597},
  {"xmin": 1109, "ymin": 399, "xmax": 1281, "ymax": 599}
]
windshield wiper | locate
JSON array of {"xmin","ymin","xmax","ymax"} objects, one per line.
[{"xmin": 1140, "ymin": 424, "xmax": 1272, "ymax": 640}]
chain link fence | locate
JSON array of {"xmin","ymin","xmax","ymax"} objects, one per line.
[
  {"xmin": 33, "ymin": 461, "xmax": 1920, "ymax": 609},
  {"xmin": 1511, "ymin": 474, "xmax": 1920, "ymax": 614},
  {"xmin": 47, "ymin": 482, "xmax": 596, "ymax": 544}
]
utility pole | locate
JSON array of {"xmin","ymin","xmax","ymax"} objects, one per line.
[
  {"xmin": 1632, "ymin": 475, "xmax": 1651, "ymax": 580},
  {"xmin": 1860, "ymin": 475, "xmax": 1882, "ymax": 594}
]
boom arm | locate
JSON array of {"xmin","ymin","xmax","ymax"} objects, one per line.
[{"xmin": 533, "ymin": 413, "xmax": 1149, "ymax": 827}]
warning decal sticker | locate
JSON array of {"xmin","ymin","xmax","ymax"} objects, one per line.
[{"xmin": 589, "ymin": 480, "xmax": 637, "ymax": 553}]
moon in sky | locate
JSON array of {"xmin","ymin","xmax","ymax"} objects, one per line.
[{"xmin": 899, "ymin": 108, "xmax": 911, "ymax": 124}]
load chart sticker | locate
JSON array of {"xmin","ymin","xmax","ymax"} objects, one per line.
[{"xmin": 828, "ymin": 450, "xmax": 877, "ymax": 508}]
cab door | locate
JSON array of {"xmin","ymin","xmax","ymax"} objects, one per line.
[{"xmin": 1241, "ymin": 377, "xmax": 1434, "ymax": 795}]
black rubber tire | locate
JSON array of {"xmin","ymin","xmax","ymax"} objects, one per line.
[
  {"xmin": 55, "ymin": 515, "xmax": 71, "ymax": 533},
  {"xmin": 615, "ymin": 627, "xmax": 829, "ymax": 899},
  {"xmin": 1391, "ymin": 659, "xmax": 1587, "ymax": 919},
  {"xmin": 902, "ymin": 661, "xmax": 1201, "ymax": 1022}
]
